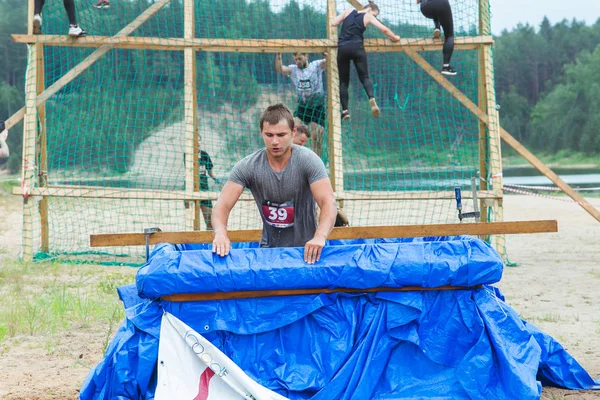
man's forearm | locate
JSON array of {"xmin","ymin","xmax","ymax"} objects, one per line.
[
  {"xmin": 211, "ymin": 206, "xmax": 229, "ymax": 235},
  {"xmin": 315, "ymin": 201, "xmax": 337, "ymax": 239}
]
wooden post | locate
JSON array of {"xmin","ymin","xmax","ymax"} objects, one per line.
[
  {"xmin": 22, "ymin": 0, "xmax": 38, "ymax": 260},
  {"xmin": 183, "ymin": 0, "xmax": 199, "ymax": 230},
  {"xmin": 327, "ymin": 0, "xmax": 344, "ymax": 198},
  {"xmin": 478, "ymin": 0, "xmax": 504, "ymax": 252},
  {"xmin": 477, "ymin": 0, "xmax": 489, "ymax": 226},
  {"xmin": 36, "ymin": 44, "xmax": 49, "ymax": 252}
]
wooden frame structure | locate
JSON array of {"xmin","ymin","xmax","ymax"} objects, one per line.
[{"xmin": 9, "ymin": 0, "xmax": 599, "ymax": 260}]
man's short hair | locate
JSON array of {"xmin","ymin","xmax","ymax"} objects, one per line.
[
  {"xmin": 365, "ymin": 1, "xmax": 379, "ymax": 14},
  {"xmin": 293, "ymin": 52, "xmax": 307, "ymax": 56},
  {"xmin": 296, "ymin": 124, "xmax": 311, "ymax": 138},
  {"xmin": 260, "ymin": 104, "xmax": 295, "ymax": 131}
]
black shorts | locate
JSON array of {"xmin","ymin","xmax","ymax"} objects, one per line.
[
  {"xmin": 199, "ymin": 200, "xmax": 213, "ymax": 208},
  {"xmin": 295, "ymin": 97, "xmax": 327, "ymax": 127}
]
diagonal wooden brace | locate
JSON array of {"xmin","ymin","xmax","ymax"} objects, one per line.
[{"xmin": 4, "ymin": 0, "xmax": 172, "ymax": 132}]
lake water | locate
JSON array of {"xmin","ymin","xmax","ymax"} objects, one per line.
[{"xmin": 52, "ymin": 167, "xmax": 600, "ymax": 192}]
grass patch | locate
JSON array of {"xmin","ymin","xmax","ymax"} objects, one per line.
[
  {"xmin": 0, "ymin": 259, "xmax": 136, "ymax": 347},
  {"xmin": 532, "ymin": 313, "xmax": 566, "ymax": 323},
  {"xmin": 587, "ymin": 270, "xmax": 600, "ymax": 279}
]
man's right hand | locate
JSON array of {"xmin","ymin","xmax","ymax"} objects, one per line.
[
  {"xmin": 390, "ymin": 35, "xmax": 401, "ymax": 43},
  {"xmin": 212, "ymin": 231, "xmax": 231, "ymax": 257}
]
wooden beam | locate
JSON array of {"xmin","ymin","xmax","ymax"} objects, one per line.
[
  {"xmin": 346, "ymin": 0, "xmax": 364, "ymax": 10},
  {"xmin": 500, "ymin": 128, "xmax": 600, "ymax": 223},
  {"xmin": 164, "ymin": 285, "xmax": 481, "ymax": 302},
  {"xmin": 477, "ymin": 0, "xmax": 490, "ymax": 226},
  {"xmin": 327, "ymin": 0, "xmax": 344, "ymax": 194},
  {"xmin": 3, "ymin": 0, "xmax": 172, "ymax": 132},
  {"xmin": 36, "ymin": 44, "xmax": 49, "ymax": 252},
  {"xmin": 13, "ymin": 185, "xmax": 501, "ymax": 201},
  {"xmin": 405, "ymin": 48, "xmax": 600, "ymax": 224},
  {"xmin": 22, "ymin": 44, "xmax": 38, "ymax": 261},
  {"xmin": 10, "ymin": 35, "xmax": 493, "ymax": 53},
  {"xmin": 90, "ymin": 220, "xmax": 558, "ymax": 247},
  {"xmin": 183, "ymin": 0, "xmax": 198, "ymax": 230}
]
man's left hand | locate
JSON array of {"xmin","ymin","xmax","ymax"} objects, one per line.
[{"xmin": 304, "ymin": 235, "xmax": 326, "ymax": 264}]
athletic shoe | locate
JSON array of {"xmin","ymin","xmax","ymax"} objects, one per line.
[
  {"xmin": 94, "ymin": 0, "xmax": 110, "ymax": 8},
  {"xmin": 341, "ymin": 110, "xmax": 350, "ymax": 121},
  {"xmin": 369, "ymin": 98, "xmax": 380, "ymax": 117},
  {"xmin": 68, "ymin": 25, "xmax": 87, "ymax": 37},
  {"xmin": 433, "ymin": 28, "xmax": 441, "ymax": 39},
  {"xmin": 441, "ymin": 65, "xmax": 457, "ymax": 76},
  {"xmin": 33, "ymin": 14, "xmax": 42, "ymax": 35}
]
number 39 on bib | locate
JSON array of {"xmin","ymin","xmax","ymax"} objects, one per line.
[{"xmin": 261, "ymin": 200, "xmax": 295, "ymax": 229}]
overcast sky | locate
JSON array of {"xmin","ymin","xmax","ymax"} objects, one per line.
[
  {"xmin": 267, "ymin": 1, "xmax": 599, "ymax": 34},
  {"xmin": 490, "ymin": 0, "xmax": 599, "ymax": 34}
]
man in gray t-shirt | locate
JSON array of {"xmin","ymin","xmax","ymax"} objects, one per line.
[{"xmin": 212, "ymin": 104, "xmax": 337, "ymax": 264}]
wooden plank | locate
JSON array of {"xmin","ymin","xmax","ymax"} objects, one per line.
[
  {"xmin": 4, "ymin": 0, "xmax": 172, "ymax": 132},
  {"xmin": 22, "ymin": 44, "xmax": 38, "ymax": 261},
  {"xmin": 477, "ymin": 0, "xmax": 490, "ymax": 226},
  {"xmin": 164, "ymin": 285, "xmax": 482, "ymax": 302},
  {"xmin": 10, "ymin": 35, "xmax": 493, "ymax": 54},
  {"xmin": 327, "ymin": 0, "xmax": 343, "ymax": 193},
  {"xmin": 346, "ymin": 0, "xmax": 364, "ymax": 10},
  {"xmin": 13, "ymin": 186, "xmax": 501, "ymax": 201},
  {"xmin": 500, "ymin": 128, "xmax": 600, "ymax": 223},
  {"xmin": 36, "ymin": 44, "xmax": 49, "ymax": 252},
  {"xmin": 28, "ymin": 0, "xmax": 34, "ymax": 35},
  {"xmin": 89, "ymin": 220, "xmax": 558, "ymax": 247},
  {"xmin": 404, "ymin": 48, "xmax": 488, "ymax": 125},
  {"xmin": 183, "ymin": 0, "xmax": 198, "ymax": 230}
]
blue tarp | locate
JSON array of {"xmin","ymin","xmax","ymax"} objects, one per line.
[{"xmin": 80, "ymin": 237, "xmax": 599, "ymax": 399}]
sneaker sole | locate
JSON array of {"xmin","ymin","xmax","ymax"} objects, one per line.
[
  {"xmin": 69, "ymin": 32, "xmax": 88, "ymax": 37},
  {"xmin": 369, "ymin": 99, "xmax": 380, "ymax": 117},
  {"xmin": 33, "ymin": 19, "xmax": 42, "ymax": 35},
  {"xmin": 441, "ymin": 71, "xmax": 457, "ymax": 76},
  {"xmin": 342, "ymin": 115, "xmax": 350, "ymax": 121},
  {"xmin": 433, "ymin": 29, "xmax": 441, "ymax": 39}
]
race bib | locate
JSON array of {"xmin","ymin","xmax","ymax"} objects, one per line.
[
  {"xmin": 298, "ymin": 79, "xmax": 313, "ymax": 98},
  {"xmin": 261, "ymin": 200, "xmax": 295, "ymax": 229}
]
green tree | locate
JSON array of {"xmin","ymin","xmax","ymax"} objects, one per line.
[{"xmin": 531, "ymin": 46, "xmax": 600, "ymax": 154}]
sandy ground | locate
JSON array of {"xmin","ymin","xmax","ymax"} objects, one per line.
[{"xmin": 0, "ymin": 188, "xmax": 599, "ymax": 399}]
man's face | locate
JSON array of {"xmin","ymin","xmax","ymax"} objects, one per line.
[
  {"xmin": 294, "ymin": 54, "xmax": 308, "ymax": 68},
  {"xmin": 293, "ymin": 133, "xmax": 309, "ymax": 146},
  {"xmin": 261, "ymin": 120, "xmax": 295, "ymax": 159}
]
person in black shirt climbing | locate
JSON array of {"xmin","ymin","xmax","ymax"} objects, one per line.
[{"xmin": 332, "ymin": 1, "xmax": 400, "ymax": 121}]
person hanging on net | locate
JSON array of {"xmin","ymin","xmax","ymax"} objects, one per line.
[
  {"xmin": 0, "ymin": 122, "xmax": 9, "ymax": 159},
  {"xmin": 292, "ymin": 124, "xmax": 311, "ymax": 147},
  {"xmin": 198, "ymin": 148, "xmax": 218, "ymax": 230},
  {"xmin": 417, "ymin": 0, "xmax": 456, "ymax": 76},
  {"xmin": 332, "ymin": 1, "xmax": 400, "ymax": 121},
  {"xmin": 211, "ymin": 104, "xmax": 337, "ymax": 264},
  {"xmin": 275, "ymin": 52, "xmax": 327, "ymax": 158},
  {"xmin": 33, "ymin": 0, "xmax": 87, "ymax": 37}
]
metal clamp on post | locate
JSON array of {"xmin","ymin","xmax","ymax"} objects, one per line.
[
  {"xmin": 455, "ymin": 177, "xmax": 481, "ymax": 222},
  {"xmin": 144, "ymin": 227, "xmax": 162, "ymax": 262}
]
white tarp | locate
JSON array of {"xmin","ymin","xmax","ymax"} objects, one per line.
[{"xmin": 155, "ymin": 312, "xmax": 289, "ymax": 400}]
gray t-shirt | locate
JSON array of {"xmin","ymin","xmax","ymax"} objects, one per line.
[{"xmin": 228, "ymin": 145, "xmax": 329, "ymax": 248}]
